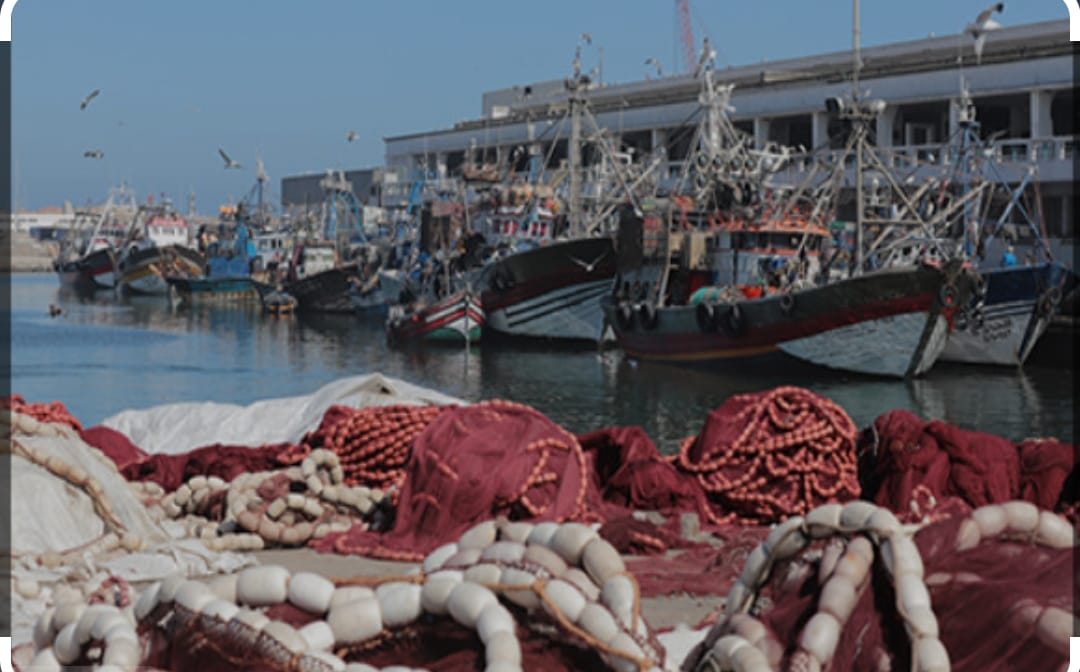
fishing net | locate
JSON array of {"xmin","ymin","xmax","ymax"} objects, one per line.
[
  {"xmin": 682, "ymin": 499, "xmax": 1075, "ymax": 672},
  {"xmin": 859, "ymin": 409, "xmax": 1077, "ymax": 516},
  {"xmin": 2, "ymin": 394, "xmax": 83, "ymax": 431},
  {"xmin": 674, "ymin": 387, "xmax": 862, "ymax": 525}
]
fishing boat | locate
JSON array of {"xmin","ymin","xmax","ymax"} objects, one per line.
[
  {"xmin": 387, "ymin": 290, "xmax": 484, "ymax": 344},
  {"xmin": 166, "ymin": 212, "xmax": 266, "ymax": 305},
  {"xmin": 53, "ymin": 186, "xmax": 136, "ymax": 289},
  {"xmin": 942, "ymin": 262, "xmax": 1076, "ymax": 366},
  {"xmin": 115, "ymin": 203, "xmax": 204, "ymax": 296}
]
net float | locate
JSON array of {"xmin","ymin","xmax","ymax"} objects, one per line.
[
  {"xmin": 1002, "ymin": 501, "xmax": 1040, "ymax": 534},
  {"xmin": 764, "ymin": 516, "xmax": 807, "ymax": 560},
  {"xmin": 1035, "ymin": 606, "xmax": 1072, "ymax": 656},
  {"xmin": 817, "ymin": 540, "xmax": 845, "ymax": 585},
  {"xmin": 581, "ymin": 538, "xmax": 625, "ymax": 586},
  {"xmin": 133, "ymin": 583, "xmax": 161, "ymax": 621},
  {"xmin": 1035, "ymin": 511, "xmax": 1074, "ymax": 549},
  {"xmin": 882, "ymin": 536, "xmax": 924, "ymax": 579},
  {"xmin": 458, "ymin": 521, "xmax": 498, "ymax": 550},
  {"xmin": 839, "ymin": 500, "xmax": 879, "ymax": 531},
  {"xmin": 464, "ymin": 563, "xmax": 503, "ymax": 586},
  {"xmin": 288, "ymin": 572, "xmax": 336, "ymax": 614},
  {"xmin": 606, "ymin": 631, "xmax": 645, "ymax": 672},
  {"xmin": 542, "ymin": 578, "xmax": 587, "ymax": 623},
  {"xmin": 200, "ymin": 599, "xmax": 239, "ymax": 623},
  {"xmin": 175, "ymin": 581, "xmax": 216, "ymax": 615},
  {"xmin": 740, "ymin": 544, "xmax": 772, "ymax": 589},
  {"xmin": 32, "ymin": 606, "xmax": 55, "ymax": 650},
  {"xmin": 904, "ymin": 605, "xmax": 940, "ymax": 639},
  {"xmin": 262, "ymin": 620, "xmax": 308, "ymax": 655},
  {"xmin": 600, "ymin": 575, "xmax": 635, "ymax": 627},
  {"xmin": 818, "ymin": 574, "xmax": 857, "ymax": 622},
  {"xmin": 485, "ymin": 630, "xmax": 521, "ymax": 666},
  {"xmin": 476, "ymin": 602, "xmax": 515, "ymax": 645},
  {"xmin": 731, "ymin": 642, "xmax": 771, "ymax": 672},
  {"xmin": 443, "ymin": 547, "xmax": 483, "ymax": 569},
  {"xmin": 498, "ymin": 568, "xmax": 540, "ymax": 609},
  {"xmin": 915, "ymin": 635, "xmax": 950, "ymax": 672},
  {"xmin": 971, "ymin": 505, "xmax": 1007, "ymax": 538},
  {"xmin": 954, "ymin": 518, "xmax": 982, "ymax": 552},
  {"xmin": 27, "ymin": 648, "xmax": 61, "ymax": 672},
  {"xmin": 549, "ymin": 523, "xmax": 597, "ymax": 565},
  {"xmin": 236, "ymin": 565, "xmax": 290, "ymax": 607},
  {"xmin": 480, "ymin": 541, "xmax": 526, "ymax": 564},
  {"xmin": 498, "ymin": 521, "xmax": 534, "ymax": 543},
  {"xmin": 578, "ymin": 602, "xmax": 619, "ymax": 645},
  {"xmin": 73, "ymin": 604, "xmax": 114, "ymax": 644},
  {"xmin": 522, "ymin": 544, "xmax": 568, "ymax": 577},
  {"xmin": 561, "ymin": 567, "xmax": 600, "ymax": 601},
  {"xmin": 526, "ymin": 521, "xmax": 560, "ymax": 548},
  {"xmin": 51, "ymin": 624, "xmax": 81, "ymax": 665},
  {"xmin": 327, "ymin": 597, "xmax": 382, "ymax": 644},
  {"xmin": 805, "ymin": 504, "xmax": 843, "ymax": 538},
  {"xmin": 267, "ymin": 498, "xmax": 288, "ymax": 519},
  {"xmin": 420, "ymin": 575, "xmax": 461, "ymax": 615},
  {"xmin": 799, "ymin": 612, "xmax": 841, "ymax": 666},
  {"xmin": 728, "ymin": 614, "xmax": 767, "ymax": 647},
  {"xmin": 376, "ymin": 582, "xmax": 422, "ymax": 628},
  {"xmin": 329, "ymin": 585, "xmax": 375, "ymax": 611},
  {"xmin": 865, "ymin": 508, "xmax": 902, "ymax": 537},
  {"xmin": 898, "ymin": 573, "xmax": 931, "ymax": 612},
  {"xmin": 447, "ymin": 582, "xmax": 498, "ymax": 628}
]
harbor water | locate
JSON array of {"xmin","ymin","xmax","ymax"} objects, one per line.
[{"xmin": 8, "ymin": 273, "xmax": 1075, "ymax": 447}]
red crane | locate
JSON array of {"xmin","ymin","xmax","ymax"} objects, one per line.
[{"xmin": 676, "ymin": 0, "xmax": 697, "ymax": 73}]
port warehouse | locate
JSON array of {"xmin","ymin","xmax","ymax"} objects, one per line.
[{"xmin": 282, "ymin": 20, "xmax": 1073, "ymax": 245}]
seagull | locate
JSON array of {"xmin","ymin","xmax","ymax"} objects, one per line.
[
  {"xmin": 568, "ymin": 249, "xmax": 609, "ymax": 273},
  {"xmin": 346, "ymin": 130, "xmax": 358, "ymax": 142},
  {"xmin": 644, "ymin": 57, "xmax": 662, "ymax": 78},
  {"xmin": 694, "ymin": 37, "xmax": 716, "ymax": 78},
  {"xmin": 218, "ymin": 148, "xmax": 242, "ymax": 169},
  {"xmin": 83, "ymin": 150, "xmax": 104, "ymax": 159},
  {"xmin": 80, "ymin": 89, "xmax": 100, "ymax": 110},
  {"xmin": 967, "ymin": 2, "xmax": 1004, "ymax": 64},
  {"xmin": 580, "ymin": 32, "xmax": 592, "ymax": 46}
]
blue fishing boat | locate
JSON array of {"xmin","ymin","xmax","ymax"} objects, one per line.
[
  {"xmin": 942, "ymin": 262, "xmax": 1077, "ymax": 366},
  {"xmin": 166, "ymin": 218, "xmax": 266, "ymax": 304}
]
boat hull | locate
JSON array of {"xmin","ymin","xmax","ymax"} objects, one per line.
[
  {"xmin": 56, "ymin": 248, "xmax": 116, "ymax": 289},
  {"xmin": 118, "ymin": 245, "xmax": 204, "ymax": 296},
  {"xmin": 482, "ymin": 237, "xmax": 616, "ymax": 342},
  {"xmin": 941, "ymin": 263, "xmax": 1077, "ymax": 366},
  {"xmin": 285, "ymin": 265, "xmax": 360, "ymax": 313},
  {"xmin": 388, "ymin": 292, "xmax": 484, "ymax": 345},
  {"xmin": 166, "ymin": 276, "xmax": 263, "ymax": 304},
  {"xmin": 604, "ymin": 263, "xmax": 972, "ymax": 378}
]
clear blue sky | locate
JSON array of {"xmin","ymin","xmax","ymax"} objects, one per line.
[{"xmin": 12, "ymin": 0, "xmax": 1069, "ymax": 212}]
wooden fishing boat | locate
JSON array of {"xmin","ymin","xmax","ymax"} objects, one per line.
[
  {"xmin": 387, "ymin": 291, "xmax": 483, "ymax": 345},
  {"xmin": 941, "ymin": 262, "xmax": 1077, "ymax": 366},
  {"xmin": 282, "ymin": 242, "xmax": 361, "ymax": 313},
  {"xmin": 167, "ymin": 220, "xmax": 264, "ymax": 305},
  {"xmin": 605, "ymin": 260, "xmax": 975, "ymax": 378},
  {"xmin": 481, "ymin": 237, "xmax": 616, "ymax": 342},
  {"xmin": 116, "ymin": 209, "xmax": 204, "ymax": 296}
]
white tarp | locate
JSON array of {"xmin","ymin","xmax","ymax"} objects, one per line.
[{"xmin": 102, "ymin": 373, "xmax": 466, "ymax": 455}]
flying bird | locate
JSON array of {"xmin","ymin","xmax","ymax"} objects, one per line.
[
  {"xmin": 83, "ymin": 150, "xmax": 104, "ymax": 159},
  {"xmin": 579, "ymin": 32, "xmax": 592, "ymax": 45},
  {"xmin": 967, "ymin": 3, "xmax": 1004, "ymax": 64},
  {"xmin": 80, "ymin": 89, "xmax": 100, "ymax": 110},
  {"xmin": 218, "ymin": 148, "xmax": 242, "ymax": 169},
  {"xmin": 346, "ymin": 130, "xmax": 358, "ymax": 142}
]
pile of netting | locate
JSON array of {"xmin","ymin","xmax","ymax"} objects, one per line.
[
  {"xmin": 859, "ymin": 409, "xmax": 1077, "ymax": 516},
  {"xmin": 26, "ymin": 518, "xmax": 667, "ymax": 672},
  {"xmin": 3, "ymin": 394, "xmax": 84, "ymax": 431},
  {"xmin": 681, "ymin": 498, "xmax": 1075, "ymax": 671},
  {"xmin": 673, "ymin": 387, "xmax": 862, "ymax": 525}
]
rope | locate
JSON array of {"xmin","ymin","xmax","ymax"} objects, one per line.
[
  {"xmin": 2, "ymin": 394, "xmax": 83, "ymax": 431},
  {"xmin": 675, "ymin": 387, "xmax": 860, "ymax": 525}
]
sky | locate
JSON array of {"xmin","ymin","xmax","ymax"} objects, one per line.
[{"xmin": 11, "ymin": 0, "xmax": 1071, "ymax": 213}]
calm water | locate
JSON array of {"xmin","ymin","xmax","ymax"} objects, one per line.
[{"xmin": 7, "ymin": 273, "xmax": 1075, "ymax": 449}]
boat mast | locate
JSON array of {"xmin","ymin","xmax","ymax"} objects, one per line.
[
  {"xmin": 568, "ymin": 40, "xmax": 586, "ymax": 238},
  {"xmin": 853, "ymin": 0, "xmax": 864, "ymax": 276}
]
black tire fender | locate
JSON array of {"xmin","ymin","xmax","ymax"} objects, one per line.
[
  {"xmin": 721, "ymin": 303, "xmax": 746, "ymax": 337},
  {"xmin": 696, "ymin": 301, "xmax": 719, "ymax": 333},
  {"xmin": 938, "ymin": 283, "xmax": 958, "ymax": 310},
  {"xmin": 615, "ymin": 302, "xmax": 636, "ymax": 331},
  {"xmin": 779, "ymin": 293, "xmax": 796, "ymax": 316},
  {"xmin": 638, "ymin": 302, "xmax": 659, "ymax": 330}
]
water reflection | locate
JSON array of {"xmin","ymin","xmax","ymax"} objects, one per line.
[{"xmin": 11, "ymin": 273, "xmax": 1074, "ymax": 447}]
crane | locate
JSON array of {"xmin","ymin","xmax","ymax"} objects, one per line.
[{"xmin": 675, "ymin": 0, "xmax": 696, "ymax": 74}]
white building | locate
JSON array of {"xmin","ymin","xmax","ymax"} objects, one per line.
[{"xmin": 382, "ymin": 20, "xmax": 1074, "ymax": 238}]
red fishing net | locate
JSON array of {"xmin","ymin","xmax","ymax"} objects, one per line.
[
  {"xmin": 674, "ymin": 387, "xmax": 861, "ymax": 525},
  {"xmin": 3, "ymin": 394, "xmax": 83, "ymax": 431},
  {"xmin": 859, "ymin": 409, "xmax": 1077, "ymax": 515}
]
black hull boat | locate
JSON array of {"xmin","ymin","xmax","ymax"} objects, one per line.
[
  {"xmin": 284, "ymin": 264, "xmax": 361, "ymax": 313},
  {"xmin": 604, "ymin": 261, "xmax": 977, "ymax": 378},
  {"xmin": 481, "ymin": 237, "xmax": 616, "ymax": 342}
]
